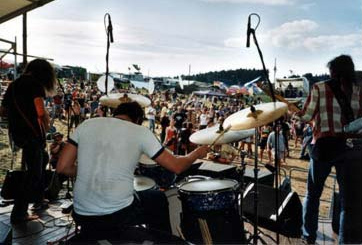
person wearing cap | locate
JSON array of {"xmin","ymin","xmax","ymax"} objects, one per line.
[{"xmin": 57, "ymin": 101, "xmax": 209, "ymax": 242}]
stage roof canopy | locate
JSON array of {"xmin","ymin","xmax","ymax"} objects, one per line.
[{"xmin": 0, "ymin": 0, "xmax": 54, "ymax": 24}]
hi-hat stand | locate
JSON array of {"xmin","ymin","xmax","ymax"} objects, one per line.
[{"xmin": 246, "ymin": 13, "xmax": 281, "ymax": 244}]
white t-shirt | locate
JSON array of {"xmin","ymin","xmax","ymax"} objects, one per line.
[
  {"xmin": 146, "ymin": 106, "xmax": 156, "ymax": 120},
  {"xmin": 199, "ymin": 113, "xmax": 208, "ymax": 126},
  {"xmin": 69, "ymin": 117, "xmax": 163, "ymax": 216}
]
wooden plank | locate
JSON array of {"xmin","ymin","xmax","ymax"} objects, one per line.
[
  {"xmin": 29, "ymin": 226, "xmax": 75, "ymax": 245},
  {"xmin": 12, "ymin": 214, "xmax": 73, "ymax": 244},
  {"xmin": 13, "ymin": 224, "xmax": 73, "ymax": 245}
]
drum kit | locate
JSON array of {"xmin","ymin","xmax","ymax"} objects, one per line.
[
  {"xmin": 137, "ymin": 154, "xmax": 176, "ymax": 189},
  {"xmin": 132, "ymin": 102, "xmax": 289, "ymax": 244}
]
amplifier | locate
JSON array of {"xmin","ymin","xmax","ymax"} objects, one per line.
[
  {"xmin": 243, "ymin": 167, "xmax": 274, "ymax": 186},
  {"xmin": 196, "ymin": 160, "xmax": 238, "ymax": 180}
]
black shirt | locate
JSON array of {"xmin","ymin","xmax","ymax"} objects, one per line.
[
  {"xmin": 173, "ymin": 112, "xmax": 186, "ymax": 129},
  {"xmin": 77, "ymin": 98, "xmax": 85, "ymax": 107},
  {"xmin": 2, "ymin": 75, "xmax": 46, "ymax": 146}
]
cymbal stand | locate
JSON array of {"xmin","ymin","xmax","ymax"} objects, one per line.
[
  {"xmin": 238, "ymin": 149, "xmax": 247, "ymax": 215},
  {"xmin": 247, "ymin": 13, "xmax": 280, "ymax": 243},
  {"xmin": 252, "ymin": 126, "xmax": 262, "ymax": 244}
]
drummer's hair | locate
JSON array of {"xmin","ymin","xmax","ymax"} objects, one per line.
[{"xmin": 113, "ymin": 102, "xmax": 144, "ymax": 125}]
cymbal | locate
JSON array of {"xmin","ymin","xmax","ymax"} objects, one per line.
[
  {"xmin": 99, "ymin": 93, "xmax": 151, "ymax": 108},
  {"xmin": 223, "ymin": 102, "xmax": 288, "ymax": 130},
  {"xmin": 189, "ymin": 124, "xmax": 255, "ymax": 145}
]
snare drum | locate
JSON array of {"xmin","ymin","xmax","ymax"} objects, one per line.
[
  {"xmin": 138, "ymin": 154, "xmax": 176, "ymax": 189},
  {"xmin": 178, "ymin": 178, "xmax": 239, "ymax": 212},
  {"xmin": 175, "ymin": 175, "xmax": 211, "ymax": 188},
  {"xmin": 133, "ymin": 176, "xmax": 157, "ymax": 192}
]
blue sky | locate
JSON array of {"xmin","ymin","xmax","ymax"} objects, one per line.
[{"xmin": 0, "ymin": 0, "xmax": 361, "ymax": 79}]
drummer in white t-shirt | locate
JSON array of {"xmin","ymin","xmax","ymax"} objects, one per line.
[{"xmin": 57, "ymin": 101, "xmax": 209, "ymax": 241}]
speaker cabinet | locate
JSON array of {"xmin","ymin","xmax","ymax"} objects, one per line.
[{"xmin": 243, "ymin": 183, "xmax": 302, "ymax": 237}]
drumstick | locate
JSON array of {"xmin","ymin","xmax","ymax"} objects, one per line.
[
  {"xmin": 198, "ymin": 218, "xmax": 213, "ymax": 244},
  {"xmin": 176, "ymin": 225, "xmax": 186, "ymax": 241},
  {"xmin": 210, "ymin": 125, "xmax": 232, "ymax": 147}
]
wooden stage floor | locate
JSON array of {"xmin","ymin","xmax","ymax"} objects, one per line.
[{"xmin": 0, "ymin": 188, "xmax": 337, "ymax": 244}]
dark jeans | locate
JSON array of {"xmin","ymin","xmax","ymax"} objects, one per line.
[
  {"xmin": 303, "ymin": 140, "xmax": 362, "ymax": 244},
  {"xmin": 161, "ymin": 127, "xmax": 167, "ymax": 143},
  {"xmin": 70, "ymin": 115, "xmax": 80, "ymax": 128},
  {"xmin": 11, "ymin": 139, "xmax": 48, "ymax": 221},
  {"xmin": 343, "ymin": 139, "xmax": 362, "ymax": 244},
  {"xmin": 72, "ymin": 190, "xmax": 172, "ymax": 241}
]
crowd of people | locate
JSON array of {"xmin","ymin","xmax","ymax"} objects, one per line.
[
  {"xmin": 1, "ymin": 54, "xmax": 361, "ymax": 244},
  {"xmin": 40, "ymin": 77, "xmax": 316, "ymax": 165}
]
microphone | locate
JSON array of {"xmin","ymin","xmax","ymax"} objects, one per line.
[
  {"xmin": 108, "ymin": 15, "xmax": 114, "ymax": 43},
  {"xmin": 246, "ymin": 15, "xmax": 251, "ymax": 48}
]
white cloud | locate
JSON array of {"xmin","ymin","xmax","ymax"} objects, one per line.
[
  {"xmin": 268, "ymin": 19, "xmax": 318, "ymax": 48},
  {"xmin": 303, "ymin": 34, "xmax": 361, "ymax": 51},
  {"xmin": 253, "ymin": 19, "xmax": 361, "ymax": 52},
  {"xmin": 298, "ymin": 2, "xmax": 316, "ymax": 10},
  {"xmin": 223, "ymin": 19, "xmax": 319, "ymax": 49},
  {"xmin": 224, "ymin": 37, "xmax": 242, "ymax": 48},
  {"xmin": 201, "ymin": 0, "xmax": 294, "ymax": 5}
]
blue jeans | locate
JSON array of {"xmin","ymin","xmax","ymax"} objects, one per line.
[
  {"xmin": 148, "ymin": 119, "xmax": 155, "ymax": 133},
  {"xmin": 302, "ymin": 144, "xmax": 346, "ymax": 243}
]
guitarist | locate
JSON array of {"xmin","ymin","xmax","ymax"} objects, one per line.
[
  {"xmin": 0, "ymin": 59, "xmax": 56, "ymax": 224},
  {"xmin": 295, "ymin": 55, "xmax": 362, "ymax": 244}
]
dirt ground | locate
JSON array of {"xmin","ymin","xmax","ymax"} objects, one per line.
[{"xmin": 0, "ymin": 119, "xmax": 337, "ymax": 218}]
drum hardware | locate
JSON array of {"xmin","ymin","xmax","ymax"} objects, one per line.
[
  {"xmin": 222, "ymin": 105, "xmax": 287, "ymax": 244},
  {"xmin": 175, "ymin": 175, "xmax": 210, "ymax": 189}
]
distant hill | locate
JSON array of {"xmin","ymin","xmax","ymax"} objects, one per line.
[
  {"xmin": 182, "ymin": 68, "xmax": 265, "ymax": 86},
  {"xmin": 182, "ymin": 68, "xmax": 362, "ymax": 87}
]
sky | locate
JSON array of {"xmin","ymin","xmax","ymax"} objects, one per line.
[{"xmin": 0, "ymin": 0, "xmax": 361, "ymax": 80}]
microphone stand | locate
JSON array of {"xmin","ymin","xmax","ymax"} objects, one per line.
[
  {"xmin": 104, "ymin": 13, "xmax": 113, "ymax": 116},
  {"xmin": 57, "ymin": 79, "xmax": 74, "ymax": 199},
  {"xmin": 247, "ymin": 13, "xmax": 280, "ymax": 244}
]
